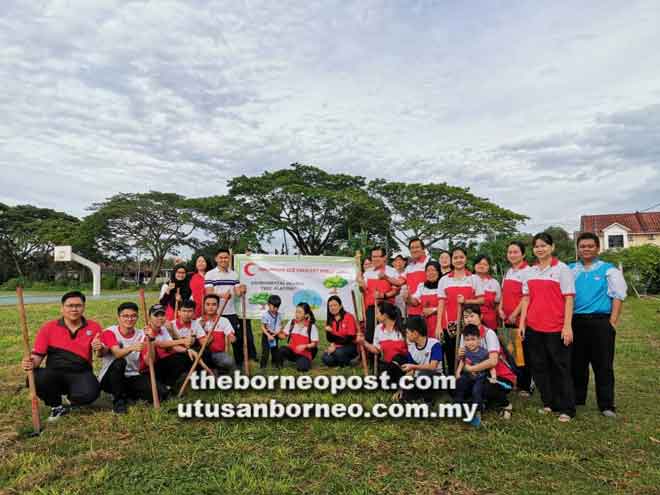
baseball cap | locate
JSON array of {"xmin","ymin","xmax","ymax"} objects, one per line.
[{"xmin": 149, "ymin": 304, "xmax": 166, "ymax": 316}]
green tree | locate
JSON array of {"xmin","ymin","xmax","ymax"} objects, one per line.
[
  {"xmin": 86, "ymin": 192, "xmax": 195, "ymax": 285},
  {"xmin": 185, "ymin": 195, "xmax": 263, "ymax": 252},
  {"xmin": 0, "ymin": 203, "xmax": 80, "ymax": 279},
  {"xmin": 228, "ymin": 164, "xmax": 392, "ymax": 255},
  {"xmin": 369, "ymin": 180, "xmax": 528, "ymax": 249}
]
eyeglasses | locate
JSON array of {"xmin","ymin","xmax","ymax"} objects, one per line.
[{"xmin": 63, "ymin": 304, "xmax": 84, "ymax": 309}]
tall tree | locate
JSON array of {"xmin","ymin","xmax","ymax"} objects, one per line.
[
  {"xmin": 228, "ymin": 164, "xmax": 391, "ymax": 255},
  {"xmin": 86, "ymin": 192, "xmax": 195, "ymax": 285},
  {"xmin": 185, "ymin": 195, "xmax": 263, "ymax": 252},
  {"xmin": 0, "ymin": 203, "xmax": 80, "ymax": 279},
  {"xmin": 369, "ymin": 180, "xmax": 528, "ymax": 248}
]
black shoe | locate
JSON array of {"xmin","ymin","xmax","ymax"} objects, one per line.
[
  {"xmin": 113, "ymin": 399, "xmax": 128, "ymax": 414},
  {"xmin": 48, "ymin": 405, "xmax": 69, "ymax": 422}
]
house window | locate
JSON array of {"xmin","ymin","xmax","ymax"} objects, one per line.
[{"xmin": 608, "ymin": 235, "xmax": 624, "ymax": 249}]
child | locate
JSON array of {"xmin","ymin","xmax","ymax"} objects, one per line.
[
  {"xmin": 197, "ymin": 294, "xmax": 236, "ymax": 375},
  {"xmin": 260, "ymin": 295, "xmax": 283, "ymax": 368},
  {"xmin": 277, "ymin": 302, "xmax": 318, "ymax": 372},
  {"xmin": 455, "ymin": 324, "xmax": 497, "ymax": 427}
]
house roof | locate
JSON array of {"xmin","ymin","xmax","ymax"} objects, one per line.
[{"xmin": 580, "ymin": 211, "xmax": 660, "ymax": 234}]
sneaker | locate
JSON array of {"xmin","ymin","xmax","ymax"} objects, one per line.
[
  {"xmin": 558, "ymin": 413, "xmax": 572, "ymax": 423},
  {"xmin": 469, "ymin": 412, "xmax": 482, "ymax": 428},
  {"xmin": 501, "ymin": 404, "xmax": 513, "ymax": 421},
  {"xmin": 602, "ymin": 409, "xmax": 617, "ymax": 418},
  {"xmin": 48, "ymin": 405, "xmax": 69, "ymax": 422},
  {"xmin": 537, "ymin": 407, "xmax": 552, "ymax": 415},
  {"xmin": 112, "ymin": 399, "xmax": 128, "ymax": 414}
]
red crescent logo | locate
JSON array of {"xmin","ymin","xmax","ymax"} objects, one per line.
[{"xmin": 244, "ymin": 262, "xmax": 257, "ymax": 277}]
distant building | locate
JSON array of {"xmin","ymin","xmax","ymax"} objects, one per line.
[{"xmin": 579, "ymin": 211, "xmax": 660, "ymax": 250}]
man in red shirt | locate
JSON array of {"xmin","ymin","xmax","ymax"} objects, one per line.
[
  {"xmin": 357, "ymin": 246, "xmax": 403, "ymax": 343},
  {"xmin": 21, "ymin": 291, "xmax": 103, "ymax": 422}
]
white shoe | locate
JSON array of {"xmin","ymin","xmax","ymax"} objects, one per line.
[
  {"xmin": 537, "ymin": 407, "xmax": 552, "ymax": 415},
  {"xmin": 48, "ymin": 405, "xmax": 69, "ymax": 422},
  {"xmin": 602, "ymin": 410, "xmax": 616, "ymax": 418},
  {"xmin": 558, "ymin": 413, "xmax": 572, "ymax": 423},
  {"xmin": 501, "ymin": 404, "xmax": 512, "ymax": 420}
]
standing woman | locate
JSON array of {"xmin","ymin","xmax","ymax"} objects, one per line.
[
  {"xmin": 357, "ymin": 302, "xmax": 408, "ymax": 383},
  {"xmin": 499, "ymin": 241, "xmax": 533, "ymax": 396},
  {"xmin": 408, "ymin": 260, "xmax": 441, "ymax": 343},
  {"xmin": 322, "ymin": 296, "xmax": 359, "ymax": 367},
  {"xmin": 435, "ymin": 247, "xmax": 484, "ymax": 375},
  {"xmin": 438, "ymin": 251, "xmax": 452, "ymax": 278},
  {"xmin": 189, "ymin": 256, "xmax": 209, "ymax": 318},
  {"xmin": 472, "ymin": 255, "xmax": 501, "ymax": 330},
  {"xmin": 160, "ymin": 264, "xmax": 192, "ymax": 321},
  {"xmin": 518, "ymin": 232, "xmax": 576, "ymax": 422}
]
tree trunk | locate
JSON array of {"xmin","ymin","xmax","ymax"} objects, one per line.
[{"xmin": 148, "ymin": 256, "xmax": 165, "ymax": 287}]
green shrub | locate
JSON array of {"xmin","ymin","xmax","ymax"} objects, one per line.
[{"xmin": 600, "ymin": 245, "xmax": 660, "ymax": 294}]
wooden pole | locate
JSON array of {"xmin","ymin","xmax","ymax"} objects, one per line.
[
  {"xmin": 138, "ymin": 288, "xmax": 160, "ymax": 409},
  {"xmin": 16, "ymin": 287, "xmax": 41, "ymax": 436},
  {"xmin": 242, "ymin": 295, "xmax": 250, "ymax": 376},
  {"xmin": 351, "ymin": 289, "xmax": 369, "ymax": 376},
  {"xmin": 454, "ymin": 301, "xmax": 463, "ymax": 372},
  {"xmin": 354, "ymin": 250, "xmax": 371, "ymax": 375},
  {"xmin": 177, "ymin": 297, "xmax": 230, "ymax": 397}
]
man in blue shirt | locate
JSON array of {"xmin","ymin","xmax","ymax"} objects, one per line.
[{"xmin": 570, "ymin": 232, "xmax": 627, "ymax": 417}]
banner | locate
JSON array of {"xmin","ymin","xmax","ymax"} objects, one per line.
[{"xmin": 234, "ymin": 254, "xmax": 362, "ymax": 320}]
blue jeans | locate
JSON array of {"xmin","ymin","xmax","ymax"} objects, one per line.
[{"xmin": 454, "ymin": 372, "xmax": 487, "ymax": 408}]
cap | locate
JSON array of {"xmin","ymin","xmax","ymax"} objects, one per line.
[{"xmin": 149, "ymin": 304, "xmax": 166, "ymax": 316}]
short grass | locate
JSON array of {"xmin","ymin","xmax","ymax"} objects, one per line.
[{"xmin": 0, "ymin": 297, "xmax": 659, "ymax": 495}]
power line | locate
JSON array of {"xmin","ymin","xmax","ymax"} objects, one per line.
[{"xmin": 641, "ymin": 201, "xmax": 660, "ymax": 212}]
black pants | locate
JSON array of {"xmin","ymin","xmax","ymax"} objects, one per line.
[
  {"xmin": 260, "ymin": 334, "xmax": 281, "ymax": 368},
  {"xmin": 484, "ymin": 378, "xmax": 512, "ymax": 410},
  {"xmin": 380, "ymin": 353, "xmax": 408, "ymax": 386},
  {"xmin": 505, "ymin": 324, "xmax": 533, "ymax": 393},
  {"xmin": 322, "ymin": 344, "xmax": 358, "ymax": 367},
  {"xmin": 100, "ymin": 358, "xmax": 166, "ymax": 403},
  {"xmin": 442, "ymin": 329, "xmax": 456, "ymax": 376},
  {"xmin": 155, "ymin": 353, "xmax": 191, "ymax": 388},
  {"xmin": 572, "ymin": 315, "xmax": 616, "ymax": 411},
  {"xmin": 226, "ymin": 314, "xmax": 257, "ymax": 365},
  {"xmin": 526, "ymin": 328, "xmax": 576, "ymax": 417},
  {"xmin": 33, "ymin": 366, "xmax": 99, "ymax": 407},
  {"xmin": 365, "ymin": 305, "xmax": 376, "ymax": 343},
  {"xmin": 277, "ymin": 347, "xmax": 312, "ymax": 372},
  {"xmin": 400, "ymin": 369, "xmax": 444, "ymax": 403}
]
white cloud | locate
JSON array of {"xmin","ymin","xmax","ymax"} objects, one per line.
[{"xmin": 0, "ymin": 0, "xmax": 659, "ymax": 235}]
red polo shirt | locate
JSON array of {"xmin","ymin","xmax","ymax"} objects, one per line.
[
  {"xmin": 404, "ymin": 255, "xmax": 432, "ymax": 316},
  {"xmin": 33, "ymin": 318, "xmax": 102, "ymax": 371},
  {"xmin": 327, "ymin": 312, "xmax": 358, "ymax": 348},
  {"xmin": 501, "ymin": 262, "xmax": 530, "ymax": 325},
  {"xmin": 363, "ymin": 265, "xmax": 399, "ymax": 307},
  {"xmin": 437, "ymin": 271, "xmax": 481, "ymax": 328},
  {"xmin": 523, "ymin": 258, "xmax": 575, "ymax": 333}
]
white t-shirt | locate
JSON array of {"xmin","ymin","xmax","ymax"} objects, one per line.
[
  {"xmin": 169, "ymin": 319, "xmax": 205, "ymax": 339},
  {"xmin": 407, "ymin": 337, "xmax": 443, "ymax": 375},
  {"xmin": 98, "ymin": 325, "xmax": 146, "ymax": 381}
]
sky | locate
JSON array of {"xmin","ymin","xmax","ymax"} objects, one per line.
[{"xmin": 1, "ymin": 0, "xmax": 659, "ymax": 236}]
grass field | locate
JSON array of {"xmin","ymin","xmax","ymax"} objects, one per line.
[{"xmin": 0, "ymin": 297, "xmax": 659, "ymax": 495}]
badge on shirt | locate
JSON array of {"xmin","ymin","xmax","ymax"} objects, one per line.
[{"xmin": 86, "ymin": 330, "xmax": 93, "ymax": 336}]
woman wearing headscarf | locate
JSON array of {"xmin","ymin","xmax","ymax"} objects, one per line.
[
  {"xmin": 159, "ymin": 264, "xmax": 192, "ymax": 321},
  {"xmin": 408, "ymin": 260, "xmax": 441, "ymax": 342}
]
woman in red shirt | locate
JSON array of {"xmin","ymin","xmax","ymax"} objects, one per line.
[
  {"xmin": 189, "ymin": 256, "xmax": 209, "ymax": 318},
  {"xmin": 408, "ymin": 260, "xmax": 441, "ymax": 339},
  {"xmin": 435, "ymin": 247, "xmax": 484, "ymax": 375},
  {"xmin": 472, "ymin": 255, "xmax": 501, "ymax": 330},
  {"xmin": 322, "ymin": 296, "xmax": 358, "ymax": 367}
]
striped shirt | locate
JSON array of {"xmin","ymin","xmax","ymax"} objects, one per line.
[{"xmin": 204, "ymin": 267, "xmax": 239, "ymax": 316}]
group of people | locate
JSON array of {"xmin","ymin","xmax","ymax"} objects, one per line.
[{"xmin": 22, "ymin": 232, "xmax": 626, "ymax": 426}]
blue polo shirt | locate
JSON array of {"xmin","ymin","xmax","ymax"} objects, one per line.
[
  {"xmin": 569, "ymin": 259, "xmax": 627, "ymax": 315},
  {"xmin": 261, "ymin": 310, "xmax": 282, "ymax": 335}
]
